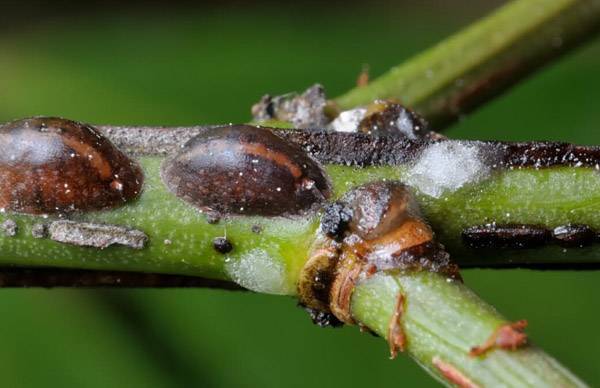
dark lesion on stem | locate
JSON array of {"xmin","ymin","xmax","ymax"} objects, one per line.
[{"xmin": 0, "ymin": 266, "xmax": 243, "ymax": 289}]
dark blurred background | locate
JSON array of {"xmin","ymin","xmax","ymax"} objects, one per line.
[{"xmin": 1, "ymin": 1, "xmax": 599, "ymax": 387}]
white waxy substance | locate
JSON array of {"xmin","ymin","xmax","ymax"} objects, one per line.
[
  {"xmin": 225, "ymin": 248, "xmax": 289, "ymax": 295},
  {"xmin": 396, "ymin": 109, "xmax": 417, "ymax": 139},
  {"xmin": 407, "ymin": 142, "xmax": 491, "ymax": 198},
  {"xmin": 328, "ymin": 108, "xmax": 367, "ymax": 133}
]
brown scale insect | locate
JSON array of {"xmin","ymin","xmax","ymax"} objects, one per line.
[
  {"xmin": 462, "ymin": 223, "xmax": 598, "ymax": 249},
  {"xmin": 161, "ymin": 125, "xmax": 331, "ymax": 217},
  {"xmin": 358, "ymin": 100, "xmax": 430, "ymax": 138},
  {"xmin": 0, "ymin": 117, "xmax": 143, "ymax": 215},
  {"xmin": 462, "ymin": 224, "xmax": 550, "ymax": 249},
  {"xmin": 334, "ymin": 182, "xmax": 459, "ymax": 277},
  {"xmin": 298, "ymin": 181, "xmax": 461, "ymax": 355}
]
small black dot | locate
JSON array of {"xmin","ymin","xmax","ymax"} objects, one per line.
[
  {"xmin": 251, "ymin": 224, "xmax": 263, "ymax": 234},
  {"xmin": 213, "ymin": 237, "xmax": 233, "ymax": 254}
]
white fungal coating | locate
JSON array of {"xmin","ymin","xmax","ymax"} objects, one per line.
[
  {"xmin": 408, "ymin": 142, "xmax": 492, "ymax": 198},
  {"xmin": 225, "ymin": 248, "xmax": 289, "ymax": 295},
  {"xmin": 328, "ymin": 108, "xmax": 367, "ymax": 133}
]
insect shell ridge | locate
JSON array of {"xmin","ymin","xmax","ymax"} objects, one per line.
[
  {"xmin": 160, "ymin": 124, "xmax": 332, "ymax": 217},
  {"xmin": 0, "ymin": 116, "xmax": 144, "ymax": 215}
]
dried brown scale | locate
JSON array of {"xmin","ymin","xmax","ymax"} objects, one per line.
[
  {"xmin": 388, "ymin": 292, "xmax": 406, "ymax": 359},
  {"xmin": 161, "ymin": 125, "xmax": 331, "ymax": 217},
  {"xmin": 0, "ymin": 117, "xmax": 143, "ymax": 215},
  {"xmin": 299, "ymin": 181, "xmax": 461, "ymax": 330},
  {"xmin": 328, "ymin": 251, "xmax": 362, "ymax": 323},
  {"xmin": 251, "ymin": 84, "xmax": 329, "ymax": 129},
  {"xmin": 469, "ymin": 320, "xmax": 528, "ymax": 357},
  {"xmin": 462, "ymin": 223, "xmax": 599, "ymax": 249},
  {"xmin": 48, "ymin": 220, "xmax": 148, "ymax": 250},
  {"xmin": 462, "ymin": 224, "xmax": 550, "ymax": 249},
  {"xmin": 432, "ymin": 357, "xmax": 480, "ymax": 388},
  {"xmin": 328, "ymin": 251, "xmax": 365, "ymax": 325},
  {"xmin": 0, "ymin": 267, "xmax": 243, "ymax": 289}
]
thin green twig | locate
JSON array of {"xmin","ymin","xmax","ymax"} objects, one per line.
[{"xmin": 334, "ymin": 0, "xmax": 600, "ymax": 130}]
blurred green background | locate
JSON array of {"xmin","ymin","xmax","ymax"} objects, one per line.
[{"xmin": 1, "ymin": 1, "xmax": 599, "ymax": 387}]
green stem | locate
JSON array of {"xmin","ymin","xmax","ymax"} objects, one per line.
[
  {"xmin": 1, "ymin": 146, "xmax": 600, "ymax": 291},
  {"xmin": 0, "ymin": 132, "xmax": 590, "ymax": 384},
  {"xmin": 352, "ymin": 271, "xmax": 586, "ymax": 387},
  {"xmin": 334, "ymin": 0, "xmax": 600, "ymax": 129}
]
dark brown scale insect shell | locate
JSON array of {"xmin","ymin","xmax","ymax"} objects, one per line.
[
  {"xmin": 462, "ymin": 224, "xmax": 550, "ymax": 249},
  {"xmin": 161, "ymin": 125, "xmax": 331, "ymax": 216},
  {"xmin": 0, "ymin": 117, "xmax": 143, "ymax": 214},
  {"xmin": 340, "ymin": 181, "xmax": 420, "ymax": 241},
  {"xmin": 298, "ymin": 180, "xmax": 462, "ymax": 326},
  {"xmin": 358, "ymin": 100, "xmax": 429, "ymax": 138}
]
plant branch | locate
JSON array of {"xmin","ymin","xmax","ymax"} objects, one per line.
[
  {"xmin": 0, "ymin": 126, "xmax": 597, "ymax": 284},
  {"xmin": 352, "ymin": 271, "xmax": 586, "ymax": 387},
  {"xmin": 333, "ymin": 0, "xmax": 600, "ymax": 130}
]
